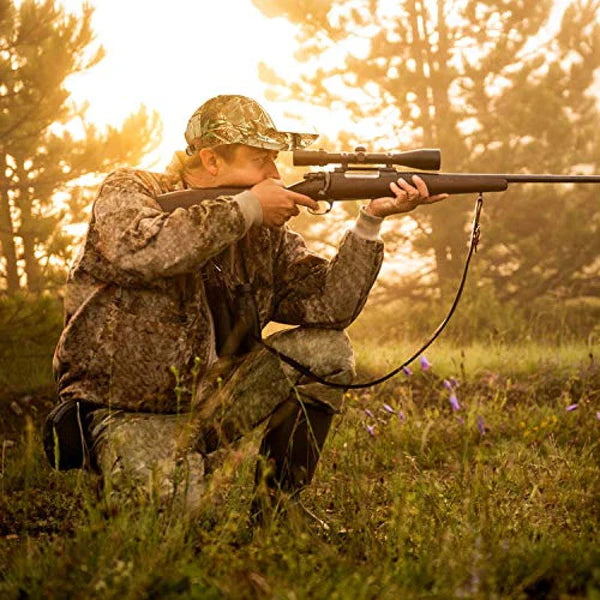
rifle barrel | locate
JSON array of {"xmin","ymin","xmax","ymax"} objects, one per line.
[{"xmin": 504, "ymin": 174, "xmax": 600, "ymax": 184}]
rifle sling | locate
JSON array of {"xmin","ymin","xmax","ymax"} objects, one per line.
[{"xmin": 251, "ymin": 194, "xmax": 485, "ymax": 389}]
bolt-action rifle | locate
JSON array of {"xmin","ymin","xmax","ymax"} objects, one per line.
[
  {"xmin": 157, "ymin": 146, "xmax": 600, "ymax": 214},
  {"xmin": 156, "ymin": 146, "xmax": 600, "ymax": 389}
]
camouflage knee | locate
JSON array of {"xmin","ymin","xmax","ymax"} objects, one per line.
[
  {"xmin": 265, "ymin": 328, "xmax": 355, "ymax": 413},
  {"xmin": 89, "ymin": 410, "xmax": 206, "ymax": 511},
  {"xmin": 266, "ymin": 327, "xmax": 355, "ymax": 383}
]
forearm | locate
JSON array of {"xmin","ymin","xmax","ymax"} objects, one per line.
[
  {"xmin": 94, "ymin": 171, "xmax": 260, "ymax": 279},
  {"xmin": 273, "ymin": 223, "xmax": 384, "ymax": 327}
]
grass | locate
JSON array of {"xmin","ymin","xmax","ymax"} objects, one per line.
[
  {"xmin": 1, "ymin": 339, "xmax": 599, "ymax": 599},
  {"xmin": 353, "ymin": 336, "xmax": 597, "ymax": 379}
]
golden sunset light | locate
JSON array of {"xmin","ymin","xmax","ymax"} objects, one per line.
[
  {"xmin": 60, "ymin": 0, "xmax": 306, "ymax": 169},
  {"xmin": 55, "ymin": 0, "xmax": 467, "ymax": 169},
  {"xmin": 57, "ymin": 0, "xmax": 389, "ymax": 172}
]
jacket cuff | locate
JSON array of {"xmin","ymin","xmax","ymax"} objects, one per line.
[
  {"xmin": 352, "ymin": 207, "xmax": 383, "ymax": 241},
  {"xmin": 235, "ymin": 190, "xmax": 263, "ymax": 229}
]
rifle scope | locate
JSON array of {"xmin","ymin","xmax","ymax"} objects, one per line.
[{"xmin": 293, "ymin": 146, "xmax": 441, "ymax": 170}]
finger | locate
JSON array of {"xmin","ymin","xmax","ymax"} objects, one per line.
[
  {"xmin": 392, "ymin": 180, "xmax": 418, "ymax": 202},
  {"xmin": 283, "ymin": 198, "xmax": 300, "ymax": 216},
  {"xmin": 390, "ymin": 181, "xmax": 404, "ymax": 195},
  {"xmin": 395, "ymin": 177, "xmax": 416, "ymax": 191},
  {"xmin": 396, "ymin": 177, "xmax": 419, "ymax": 199},
  {"xmin": 426, "ymin": 193, "xmax": 449, "ymax": 204},
  {"xmin": 286, "ymin": 190, "xmax": 320, "ymax": 211},
  {"xmin": 411, "ymin": 175, "xmax": 430, "ymax": 197},
  {"xmin": 390, "ymin": 181, "xmax": 409, "ymax": 199}
]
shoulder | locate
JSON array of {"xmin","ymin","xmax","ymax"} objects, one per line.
[
  {"xmin": 93, "ymin": 168, "xmax": 169, "ymax": 219},
  {"xmin": 99, "ymin": 167, "xmax": 174, "ymax": 196}
]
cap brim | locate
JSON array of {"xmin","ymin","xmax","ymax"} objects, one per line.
[{"xmin": 245, "ymin": 128, "xmax": 319, "ymax": 151}]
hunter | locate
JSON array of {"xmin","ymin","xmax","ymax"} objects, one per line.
[{"xmin": 48, "ymin": 94, "xmax": 446, "ymax": 516}]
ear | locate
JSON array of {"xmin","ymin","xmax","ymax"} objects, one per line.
[{"xmin": 198, "ymin": 148, "xmax": 220, "ymax": 176}]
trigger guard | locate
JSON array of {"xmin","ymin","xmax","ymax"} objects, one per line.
[{"xmin": 309, "ymin": 200, "xmax": 333, "ymax": 215}]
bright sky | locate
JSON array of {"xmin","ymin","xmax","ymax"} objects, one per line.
[{"xmin": 60, "ymin": 0, "xmax": 332, "ymax": 170}]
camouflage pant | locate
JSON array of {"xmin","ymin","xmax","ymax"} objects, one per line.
[{"xmin": 89, "ymin": 327, "xmax": 355, "ymax": 513}]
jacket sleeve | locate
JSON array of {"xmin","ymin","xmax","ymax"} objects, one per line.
[
  {"xmin": 272, "ymin": 226, "xmax": 384, "ymax": 328},
  {"xmin": 92, "ymin": 169, "xmax": 248, "ymax": 279}
]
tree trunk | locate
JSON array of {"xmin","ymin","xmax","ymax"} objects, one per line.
[
  {"xmin": 0, "ymin": 155, "xmax": 21, "ymax": 293},
  {"xmin": 410, "ymin": 0, "xmax": 465, "ymax": 295},
  {"xmin": 20, "ymin": 214, "xmax": 42, "ymax": 292},
  {"xmin": 431, "ymin": 210, "xmax": 461, "ymax": 288},
  {"xmin": 16, "ymin": 157, "xmax": 42, "ymax": 292}
]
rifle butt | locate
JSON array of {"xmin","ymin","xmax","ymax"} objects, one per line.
[{"xmin": 156, "ymin": 187, "xmax": 246, "ymax": 212}]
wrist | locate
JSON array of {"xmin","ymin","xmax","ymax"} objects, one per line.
[
  {"xmin": 352, "ymin": 206, "xmax": 383, "ymax": 241},
  {"xmin": 235, "ymin": 190, "xmax": 263, "ymax": 229},
  {"xmin": 364, "ymin": 203, "xmax": 385, "ymax": 219}
]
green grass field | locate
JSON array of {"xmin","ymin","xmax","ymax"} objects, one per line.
[{"xmin": 1, "ymin": 338, "xmax": 599, "ymax": 599}]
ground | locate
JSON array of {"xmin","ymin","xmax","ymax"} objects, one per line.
[{"xmin": 1, "ymin": 352, "xmax": 599, "ymax": 599}]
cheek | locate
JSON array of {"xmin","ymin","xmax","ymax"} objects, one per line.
[
  {"xmin": 226, "ymin": 162, "xmax": 271, "ymax": 186},
  {"xmin": 233, "ymin": 167, "xmax": 262, "ymax": 184},
  {"xmin": 249, "ymin": 165, "xmax": 272, "ymax": 182}
]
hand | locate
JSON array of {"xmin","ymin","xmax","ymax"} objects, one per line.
[
  {"xmin": 251, "ymin": 179, "xmax": 320, "ymax": 228},
  {"xmin": 364, "ymin": 175, "xmax": 449, "ymax": 219}
]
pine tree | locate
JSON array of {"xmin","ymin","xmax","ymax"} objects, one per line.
[
  {"xmin": 0, "ymin": 0, "xmax": 161, "ymax": 293},
  {"xmin": 253, "ymin": 0, "xmax": 600, "ymax": 301}
]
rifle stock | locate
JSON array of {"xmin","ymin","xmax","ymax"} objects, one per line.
[{"xmin": 288, "ymin": 172, "xmax": 510, "ymax": 198}]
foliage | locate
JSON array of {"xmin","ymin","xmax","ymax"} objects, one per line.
[
  {"xmin": 349, "ymin": 277, "xmax": 600, "ymax": 346},
  {"xmin": 254, "ymin": 0, "xmax": 600, "ymax": 302},
  {"xmin": 1, "ymin": 354, "xmax": 599, "ymax": 599},
  {"xmin": 0, "ymin": 292, "xmax": 62, "ymax": 393},
  {"xmin": 0, "ymin": 0, "xmax": 161, "ymax": 294}
]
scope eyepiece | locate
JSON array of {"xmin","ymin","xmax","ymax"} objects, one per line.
[{"xmin": 293, "ymin": 147, "xmax": 441, "ymax": 170}]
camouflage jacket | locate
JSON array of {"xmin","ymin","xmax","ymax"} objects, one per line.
[{"xmin": 53, "ymin": 157, "xmax": 384, "ymax": 413}]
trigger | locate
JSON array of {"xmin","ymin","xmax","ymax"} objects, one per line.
[{"xmin": 309, "ymin": 200, "xmax": 333, "ymax": 215}]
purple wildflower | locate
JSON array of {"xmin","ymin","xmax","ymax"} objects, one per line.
[
  {"xmin": 420, "ymin": 355, "xmax": 432, "ymax": 371},
  {"xmin": 383, "ymin": 403, "xmax": 395, "ymax": 415},
  {"xmin": 398, "ymin": 410, "xmax": 406, "ymax": 422},
  {"xmin": 366, "ymin": 424, "xmax": 376, "ymax": 437},
  {"xmin": 566, "ymin": 404, "xmax": 578, "ymax": 412},
  {"xmin": 477, "ymin": 415, "xmax": 486, "ymax": 435},
  {"xmin": 450, "ymin": 377, "xmax": 460, "ymax": 388},
  {"xmin": 443, "ymin": 379, "xmax": 453, "ymax": 391},
  {"xmin": 597, "ymin": 411, "xmax": 600, "ymax": 421},
  {"xmin": 402, "ymin": 366, "xmax": 413, "ymax": 376},
  {"xmin": 449, "ymin": 393, "xmax": 460, "ymax": 411},
  {"xmin": 364, "ymin": 408, "xmax": 374, "ymax": 419}
]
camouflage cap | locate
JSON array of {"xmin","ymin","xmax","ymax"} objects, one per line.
[{"xmin": 184, "ymin": 95, "xmax": 318, "ymax": 155}]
